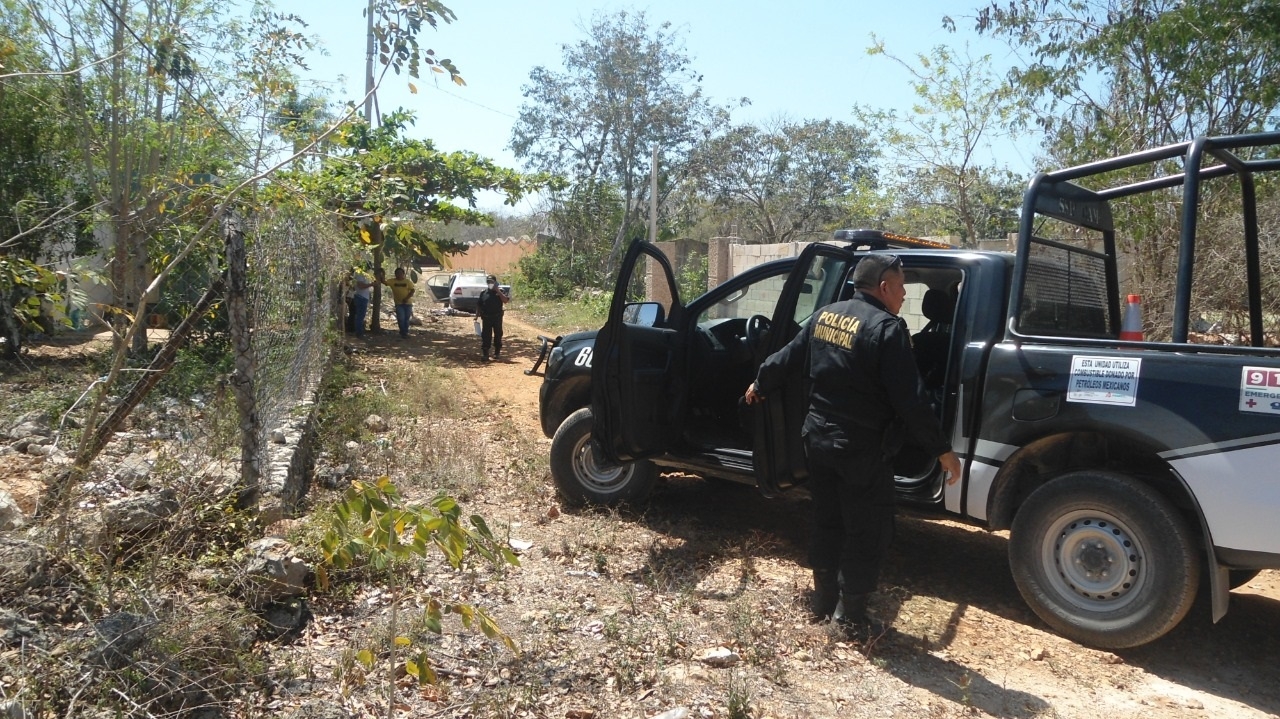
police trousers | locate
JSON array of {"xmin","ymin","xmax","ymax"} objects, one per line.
[
  {"xmin": 805, "ymin": 443, "xmax": 896, "ymax": 596},
  {"xmin": 480, "ymin": 314, "xmax": 503, "ymax": 356}
]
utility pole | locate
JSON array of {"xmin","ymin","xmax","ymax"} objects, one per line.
[
  {"xmin": 649, "ymin": 145, "xmax": 659, "ymax": 243},
  {"xmin": 362, "ymin": 0, "xmax": 385, "ymax": 331},
  {"xmin": 364, "ymin": 0, "xmax": 376, "ymax": 126}
]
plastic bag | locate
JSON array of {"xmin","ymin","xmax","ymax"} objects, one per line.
[{"xmin": 473, "ymin": 319, "xmax": 482, "ymax": 336}]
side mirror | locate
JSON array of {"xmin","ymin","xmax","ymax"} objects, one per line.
[{"xmin": 622, "ymin": 302, "xmax": 664, "ymax": 327}]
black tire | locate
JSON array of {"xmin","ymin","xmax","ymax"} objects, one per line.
[
  {"xmin": 1009, "ymin": 470, "xmax": 1201, "ymax": 649},
  {"xmin": 550, "ymin": 408, "xmax": 656, "ymax": 507}
]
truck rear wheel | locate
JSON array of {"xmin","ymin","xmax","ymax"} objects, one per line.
[
  {"xmin": 550, "ymin": 408, "xmax": 655, "ymax": 507},
  {"xmin": 1009, "ymin": 470, "xmax": 1200, "ymax": 649}
]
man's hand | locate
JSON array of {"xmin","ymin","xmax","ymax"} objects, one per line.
[
  {"xmin": 938, "ymin": 451, "xmax": 962, "ymax": 485},
  {"xmin": 744, "ymin": 382, "xmax": 764, "ymax": 405}
]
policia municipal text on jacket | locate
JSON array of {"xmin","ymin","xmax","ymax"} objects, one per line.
[{"xmin": 744, "ymin": 253, "xmax": 961, "ymax": 637}]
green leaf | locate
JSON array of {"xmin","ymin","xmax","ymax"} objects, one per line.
[
  {"xmin": 394, "ymin": 635, "xmax": 411, "ymax": 647},
  {"xmin": 356, "ymin": 649, "xmax": 374, "ymax": 668},
  {"xmin": 470, "ymin": 514, "xmax": 494, "ymax": 539}
]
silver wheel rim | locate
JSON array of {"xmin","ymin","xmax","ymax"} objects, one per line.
[
  {"xmin": 1042, "ymin": 509, "xmax": 1146, "ymax": 612},
  {"xmin": 571, "ymin": 432, "xmax": 633, "ymax": 495}
]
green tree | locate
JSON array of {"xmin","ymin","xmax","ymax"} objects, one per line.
[
  {"xmin": 510, "ymin": 10, "xmax": 723, "ymax": 272},
  {"xmin": 855, "ymin": 42, "xmax": 1026, "ymax": 245},
  {"xmin": 968, "ymin": 0, "xmax": 1280, "ymax": 332},
  {"xmin": 20, "ymin": 0, "xmax": 308, "ymax": 352},
  {"xmin": 293, "ymin": 110, "xmax": 556, "ymax": 326},
  {"xmin": 0, "ymin": 0, "xmax": 86, "ymax": 355},
  {"xmin": 693, "ymin": 118, "xmax": 878, "ymax": 244},
  {"xmin": 518, "ymin": 179, "xmax": 626, "ymax": 298},
  {"xmin": 968, "ymin": 0, "xmax": 1280, "ymax": 162}
]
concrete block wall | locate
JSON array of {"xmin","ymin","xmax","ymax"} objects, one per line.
[{"xmin": 728, "ymin": 241, "xmax": 812, "ymax": 280}]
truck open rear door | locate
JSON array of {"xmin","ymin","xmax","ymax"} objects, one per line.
[{"xmin": 752, "ymin": 243, "xmax": 857, "ymax": 496}]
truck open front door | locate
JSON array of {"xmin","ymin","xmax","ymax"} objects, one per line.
[{"xmin": 591, "ymin": 240, "xmax": 685, "ymax": 464}]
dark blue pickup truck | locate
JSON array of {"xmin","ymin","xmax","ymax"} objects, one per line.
[{"xmin": 537, "ymin": 132, "xmax": 1280, "ymax": 649}]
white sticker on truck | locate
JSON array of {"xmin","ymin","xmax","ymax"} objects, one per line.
[
  {"xmin": 1066, "ymin": 355, "xmax": 1142, "ymax": 406},
  {"xmin": 1239, "ymin": 366, "xmax": 1280, "ymax": 414}
]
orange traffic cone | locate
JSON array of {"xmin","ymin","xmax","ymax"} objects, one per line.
[{"xmin": 1120, "ymin": 294, "xmax": 1143, "ymax": 341}]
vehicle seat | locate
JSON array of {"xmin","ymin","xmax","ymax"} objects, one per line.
[{"xmin": 912, "ymin": 289, "xmax": 955, "ymax": 387}]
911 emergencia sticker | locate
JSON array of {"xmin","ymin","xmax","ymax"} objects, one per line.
[{"xmin": 1239, "ymin": 366, "xmax": 1280, "ymax": 414}]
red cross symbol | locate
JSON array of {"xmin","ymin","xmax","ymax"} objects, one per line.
[{"xmin": 1246, "ymin": 398, "xmax": 1258, "ymax": 408}]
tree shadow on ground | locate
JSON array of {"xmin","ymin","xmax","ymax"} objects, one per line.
[{"xmin": 349, "ymin": 310, "xmax": 550, "ymax": 371}]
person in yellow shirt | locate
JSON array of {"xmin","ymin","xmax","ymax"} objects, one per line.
[{"xmin": 380, "ymin": 267, "xmax": 417, "ymax": 338}]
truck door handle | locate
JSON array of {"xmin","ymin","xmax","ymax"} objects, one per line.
[{"xmin": 1026, "ymin": 366, "xmax": 1058, "ymax": 379}]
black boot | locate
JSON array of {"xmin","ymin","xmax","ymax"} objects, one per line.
[
  {"xmin": 832, "ymin": 591, "xmax": 868, "ymax": 626},
  {"xmin": 811, "ymin": 569, "xmax": 840, "ymax": 621},
  {"xmin": 834, "ymin": 592, "xmax": 888, "ymax": 641}
]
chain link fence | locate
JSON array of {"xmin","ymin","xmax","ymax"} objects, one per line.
[{"xmin": 60, "ymin": 206, "xmax": 350, "ymax": 524}]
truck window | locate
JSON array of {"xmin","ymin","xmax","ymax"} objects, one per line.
[
  {"xmin": 1019, "ymin": 241, "xmax": 1111, "ymax": 338},
  {"xmin": 791, "ymin": 255, "xmax": 851, "ymax": 327},
  {"xmin": 701, "ymin": 273, "xmax": 788, "ymax": 323}
]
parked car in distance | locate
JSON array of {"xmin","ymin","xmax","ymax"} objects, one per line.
[
  {"xmin": 446, "ymin": 271, "xmax": 493, "ymax": 313},
  {"xmin": 425, "ymin": 271, "xmax": 456, "ymax": 303},
  {"xmin": 422, "ymin": 270, "xmax": 514, "ymax": 313}
]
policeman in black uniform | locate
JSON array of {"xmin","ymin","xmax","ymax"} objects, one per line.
[
  {"xmin": 476, "ymin": 274, "xmax": 510, "ymax": 361},
  {"xmin": 744, "ymin": 253, "xmax": 961, "ymax": 634}
]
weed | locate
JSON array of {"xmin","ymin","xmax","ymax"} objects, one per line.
[
  {"xmin": 602, "ymin": 612, "xmax": 623, "ymax": 641},
  {"xmin": 950, "ymin": 670, "xmax": 973, "ymax": 708},
  {"xmin": 725, "ymin": 670, "xmax": 754, "ymax": 719},
  {"xmin": 657, "ymin": 611, "xmax": 690, "ymax": 659},
  {"xmin": 726, "ymin": 596, "xmax": 779, "ymax": 664},
  {"xmin": 317, "ymin": 476, "xmax": 520, "ymax": 699},
  {"xmin": 517, "ymin": 294, "xmax": 609, "ymax": 335}
]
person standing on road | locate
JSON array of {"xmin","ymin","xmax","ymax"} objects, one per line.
[
  {"xmin": 476, "ymin": 274, "xmax": 510, "ymax": 361},
  {"xmin": 350, "ymin": 267, "xmax": 374, "ymax": 339},
  {"xmin": 743, "ymin": 253, "xmax": 962, "ymax": 637},
  {"xmin": 380, "ymin": 267, "xmax": 416, "ymax": 338}
]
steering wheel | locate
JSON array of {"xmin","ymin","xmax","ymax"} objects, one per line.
[{"xmin": 745, "ymin": 314, "xmax": 772, "ymax": 352}]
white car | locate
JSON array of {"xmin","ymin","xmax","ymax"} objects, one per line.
[{"xmin": 446, "ymin": 271, "xmax": 492, "ymax": 313}]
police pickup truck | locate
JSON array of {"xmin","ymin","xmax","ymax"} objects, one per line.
[{"xmin": 536, "ymin": 132, "xmax": 1280, "ymax": 649}]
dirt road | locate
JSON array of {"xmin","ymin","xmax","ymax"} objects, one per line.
[{"xmin": 410, "ymin": 305, "xmax": 1280, "ymax": 719}]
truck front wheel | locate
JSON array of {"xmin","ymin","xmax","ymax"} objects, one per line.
[
  {"xmin": 550, "ymin": 408, "xmax": 656, "ymax": 507},
  {"xmin": 1009, "ymin": 470, "xmax": 1200, "ymax": 649}
]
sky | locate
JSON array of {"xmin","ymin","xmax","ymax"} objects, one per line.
[{"xmin": 270, "ymin": 0, "xmax": 1039, "ymax": 213}]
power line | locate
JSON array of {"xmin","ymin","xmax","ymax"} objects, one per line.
[{"xmin": 424, "ymin": 82, "xmax": 520, "ymax": 121}]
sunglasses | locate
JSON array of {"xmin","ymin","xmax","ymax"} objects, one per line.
[{"xmin": 878, "ymin": 254, "xmax": 903, "ymax": 280}]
